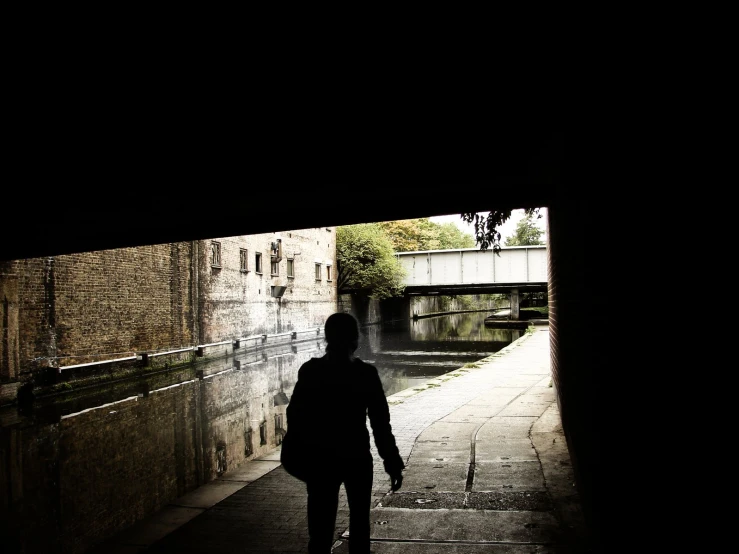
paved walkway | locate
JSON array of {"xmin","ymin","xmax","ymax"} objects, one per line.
[{"xmin": 94, "ymin": 326, "xmax": 592, "ymax": 553}]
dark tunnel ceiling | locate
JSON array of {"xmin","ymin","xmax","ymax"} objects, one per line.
[
  {"xmin": 3, "ymin": 188, "xmax": 559, "ymax": 262},
  {"xmin": 4, "ymin": 135, "xmax": 562, "ymax": 262}
]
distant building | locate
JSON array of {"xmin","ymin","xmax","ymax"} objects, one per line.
[{"xmin": 0, "ymin": 227, "xmax": 337, "ymax": 403}]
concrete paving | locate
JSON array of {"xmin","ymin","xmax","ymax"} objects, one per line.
[{"xmin": 92, "ymin": 325, "xmax": 594, "ymax": 553}]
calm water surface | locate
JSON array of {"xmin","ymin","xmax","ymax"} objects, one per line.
[
  {"xmin": 359, "ymin": 312, "xmax": 523, "ymax": 396},
  {"xmin": 0, "ymin": 312, "xmax": 522, "ymax": 553}
]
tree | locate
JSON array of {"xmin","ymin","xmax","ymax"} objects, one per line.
[
  {"xmin": 378, "ymin": 218, "xmax": 474, "ymax": 252},
  {"xmin": 504, "ymin": 212, "xmax": 544, "ymax": 246},
  {"xmin": 461, "ymin": 208, "xmax": 543, "ymax": 254},
  {"xmin": 436, "ymin": 222, "xmax": 475, "ymax": 250},
  {"xmin": 377, "ymin": 219, "xmax": 428, "ymax": 252},
  {"xmin": 336, "ymin": 223, "xmax": 406, "ymax": 300}
]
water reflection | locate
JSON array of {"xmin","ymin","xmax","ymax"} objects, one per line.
[
  {"xmin": 359, "ymin": 312, "xmax": 520, "ymax": 397},
  {"xmin": 0, "ymin": 312, "xmax": 518, "ymax": 553},
  {"xmin": 1, "ymin": 339, "xmax": 325, "ymax": 554}
]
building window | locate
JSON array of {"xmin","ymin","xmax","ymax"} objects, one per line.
[
  {"xmin": 315, "ymin": 263, "xmax": 321, "ymax": 280},
  {"xmin": 211, "ymin": 241, "xmax": 221, "ymax": 268},
  {"xmin": 259, "ymin": 421, "xmax": 267, "ymax": 445},
  {"xmin": 287, "ymin": 258, "xmax": 294, "ymax": 278},
  {"xmin": 255, "ymin": 252, "xmax": 263, "ymax": 274},
  {"xmin": 271, "ymin": 258, "xmax": 279, "ymax": 276},
  {"xmin": 216, "ymin": 442, "xmax": 227, "ymax": 475},
  {"xmin": 244, "ymin": 428, "xmax": 253, "ymax": 457},
  {"xmin": 240, "ymin": 249, "xmax": 248, "ymax": 272},
  {"xmin": 326, "ymin": 265, "xmax": 332, "ymax": 281},
  {"xmin": 274, "ymin": 414, "xmax": 284, "ymax": 445}
]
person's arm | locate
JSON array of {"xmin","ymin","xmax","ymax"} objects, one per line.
[{"xmin": 366, "ymin": 364, "xmax": 405, "ymax": 490}]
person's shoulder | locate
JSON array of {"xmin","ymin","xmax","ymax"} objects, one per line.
[
  {"xmin": 305, "ymin": 356, "xmax": 326, "ymax": 367},
  {"xmin": 352, "ymin": 357, "xmax": 379, "ymax": 374},
  {"xmin": 298, "ymin": 356, "xmax": 326, "ymax": 376}
]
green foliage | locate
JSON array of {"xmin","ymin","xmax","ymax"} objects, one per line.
[
  {"xmin": 336, "ymin": 223, "xmax": 407, "ymax": 300},
  {"xmin": 337, "ymin": 217, "xmax": 475, "ymax": 299},
  {"xmin": 461, "ymin": 208, "xmax": 543, "ymax": 254},
  {"xmin": 377, "ymin": 219, "xmax": 429, "ymax": 252},
  {"xmin": 437, "ymin": 222, "xmax": 475, "ymax": 249},
  {"xmin": 504, "ymin": 212, "xmax": 544, "ymax": 246},
  {"xmin": 379, "ymin": 218, "xmax": 474, "ymax": 252}
]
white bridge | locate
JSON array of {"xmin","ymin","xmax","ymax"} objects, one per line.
[{"xmin": 396, "ymin": 245, "xmax": 548, "ymax": 296}]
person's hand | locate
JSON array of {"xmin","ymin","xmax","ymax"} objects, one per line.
[{"xmin": 390, "ymin": 471, "xmax": 403, "ymax": 492}]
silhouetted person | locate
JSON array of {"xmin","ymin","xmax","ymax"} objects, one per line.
[{"xmin": 285, "ymin": 312, "xmax": 404, "ymax": 554}]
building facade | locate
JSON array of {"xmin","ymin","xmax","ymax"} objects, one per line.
[{"xmin": 0, "ymin": 227, "xmax": 337, "ymax": 404}]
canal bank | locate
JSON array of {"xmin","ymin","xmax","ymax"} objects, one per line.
[{"xmin": 92, "ymin": 324, "xmax": 594, "ymax": 554}]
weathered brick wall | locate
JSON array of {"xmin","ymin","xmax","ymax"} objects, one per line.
[
  {"xmin": 546, "ymin": 198, "xmax": 597, "ymax": 545},
  {"xmin": 198, "ymin": 228, "xmax": 337, "ymax": 344},
  {"xmin": 2, "ymin": 229, "xmax": 336, "ymax": 387},
  {"xmin": 0, "ymin": 271, "xmax": 20, "ymax": 381},
  {"xmin": 14, "ymin": 244, "xmax": 195, "ymax": 374},
  {"xmin": 547, "ymin": 213, "xmax": 560, "ymax": 400},
  {"xmin": 1, "ymin": 258, "xmax": 53, "ymax": 378},
  {"xmin": 52, "ymin": 244, "xmax": 195, "ymax": 363}
]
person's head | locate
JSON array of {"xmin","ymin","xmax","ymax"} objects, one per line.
[{"xmin": 324, "ymin": 312, "xmax": 359, "ymax": 353}]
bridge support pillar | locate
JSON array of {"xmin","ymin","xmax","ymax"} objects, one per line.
[
  {"xmin": 510, "ymin": 288, "xmax": 520, "ymax": 320},
  {"xmin": 343, "ymin": 293, "xmax": 382, "ymax": 328},
  {"xmin": 380, "ymin": 295, "xmax": 412, "ymax": 324}
]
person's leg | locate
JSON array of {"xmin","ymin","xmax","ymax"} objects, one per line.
[
  {"xmin": 307, "ymin": 476, "xmax": 342, "ymax": 554},
  {"xmin": 344, "ymin": 457, "xmax": 374, "ymax": 554}
]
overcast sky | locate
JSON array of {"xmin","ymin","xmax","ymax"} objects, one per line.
[{"xmin": 428, "ymin": 208, "xmax": 548, "ymax": 245}]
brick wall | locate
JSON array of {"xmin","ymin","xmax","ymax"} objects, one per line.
[
  {"xmin": 0, "ymin": 228, "xmax": 337, "ymax": 388},
  {"xmin": 0, "ymin": 272, "xmax": 20, "ymax": 381},
  {"xmin": 53, "ymin": 244, "xmax": 195, "ymax": 362},
  {"xmin": 546, "ymin": 198, "xmax": 597, "ymax": 545},
  {"xmin": 2, "ymin": 258, "xmax": 52, "ymax": 378},
  {"xmin": 0, "ymin": 243, "xmax": 195, "ymax": 379}
]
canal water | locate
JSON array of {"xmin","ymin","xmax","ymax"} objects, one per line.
[
  {"xmin": 358, "ymin": 311, "xmax": 524, "ymax": 397},
  {"xmin": 0, "ymin": 311, "xmax": 523, "ymax": 553}
]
